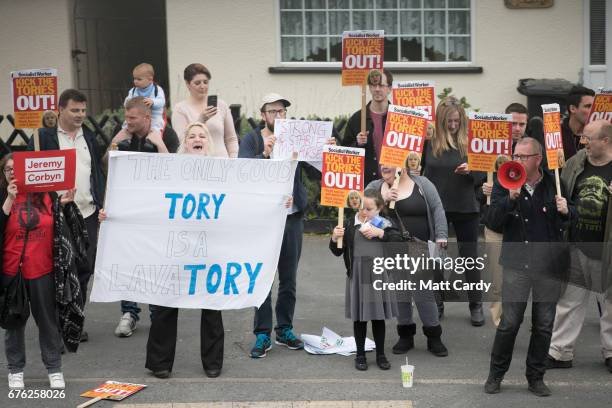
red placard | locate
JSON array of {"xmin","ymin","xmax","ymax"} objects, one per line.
[
  {"xmin": 320, "ymin": 145, "xmax": 365, "ymax": 208},
  {"xmin": 587, "ymin": 88, "xmax": 612, "ymax": 124},
  {"xmin": 379, "ymin": 105, "xmax": 428, "ymax": 168},
  {"xmin": 542, "ymin": 104, "xmax": 565, "ymax": 170},
  {"xmin": 467, "ymin": 113, "xmax": 513, "ymax": 172},
  {"xmin": 341, "ymin": 30, "xmax": 384, "ymax": 86},
  {"xmin": 81, "ymin": 381, "xmax": 147, "ymax": 401},
  {"xmin": 10, "ymin": 68, "xmax": 58, "ymax": 129},
  {"xmin": 392, "ymin": 81, "xmax": 436, "ymax": 122},
  {"xmin": 12, "ymin": 149, "xmax": 76, "ymax": 193}
]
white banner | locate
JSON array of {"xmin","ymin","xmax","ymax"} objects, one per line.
[
  {"xmin": 272, "ymin": 119, "xmax": 333, "ymax": 170},
  {"xmin": 90, "ymin": 151, "xmax": 297, "ymax": 309}
]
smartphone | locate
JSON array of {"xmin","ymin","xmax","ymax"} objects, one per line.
[{"xmin": 207, "ymin": 95, "xmax": 218, "ymax": 108}]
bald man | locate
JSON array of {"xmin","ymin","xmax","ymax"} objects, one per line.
[{"xmin": 547, "ymin": 120, "xmax": 612, "ymax": 374}]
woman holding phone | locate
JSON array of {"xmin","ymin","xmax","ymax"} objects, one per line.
[
  {"xmin": 422, "ymin": 96, "xmax": 486, "ymax": 326},
  {"xmin": 172, "ymin": 63, "xmax": 239, "ymax": 158}
]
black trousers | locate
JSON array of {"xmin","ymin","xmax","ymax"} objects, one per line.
[
  {"xmin": 434, "ymin": 212, "xmax": 482, "ymax": 304},
  {"xmin": 489, "ymin": 268, "xmax": 560, "ymax": 380},
  {"xmin": 145, "ymin": 306, "xmax": 224, "ymax": 372},
  {"xmin": 79, "ymin": 211, "xmax": 99, "ymax": 305}
]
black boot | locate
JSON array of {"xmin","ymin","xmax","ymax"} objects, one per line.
[
  {"xmin": 423, "ymin": 325, "xmax": 448, "ymax": 357},
  {"xmin": 392, "ymin": 324, "xmax": 416, "ymax": 354},
  {"xmin": 469, "ymin": 302, "xmax": 485, "ymax": 326}
]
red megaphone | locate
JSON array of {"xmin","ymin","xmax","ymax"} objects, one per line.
[{"xmin": 498, "ymin": 161, "xmax": 526, "ymax": 190}]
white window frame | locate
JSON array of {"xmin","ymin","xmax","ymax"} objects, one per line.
[{"xmin": 275, "ymin": 0, "xmax": 476, "ymax": 68}]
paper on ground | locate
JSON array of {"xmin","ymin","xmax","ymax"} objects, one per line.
[{"xmin": 301, "ymin": 327, "xmax": 375, "ymax": 356}]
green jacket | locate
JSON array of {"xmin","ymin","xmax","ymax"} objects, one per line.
[{"xmin": 561, "ymin": 149, "xmax": 612, "ymax": 290}]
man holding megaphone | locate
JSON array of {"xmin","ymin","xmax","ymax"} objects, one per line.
[{"xmin": 484, "ymin": 137, "xmax": 575, "ymax": 397}]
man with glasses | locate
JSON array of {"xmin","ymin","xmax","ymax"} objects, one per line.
[
  {"xmin": 238, "ymin": 93, "xmax": 336, "ymax": 358},
  {"xmin": 485, "ymin": 137, "xmax": 574, "ymax": 397},
  {"xmin": 482, "ymin": 102, "xmax": 530, "ymax": 326},
  {"xmin": 547, "ymin": 119, "xmax": 612, "ymax": 373},
  {"xmin": 342, "ymin": 69, "xmax": 393, "ymax": 186}
]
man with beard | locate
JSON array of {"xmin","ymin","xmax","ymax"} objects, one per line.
[
  {"xmin": 29, "ymin": 89, "xmax": 105, "ymax": 342},
  {"xmin": 342, "ymin": 69, "xmax": 393, "ymax": 186},
  {"xmin": 547, "ymin": 119, "xmax": 612, "ymax": 373},
  {"xmin": 238, "ymin": 93, "xmax": 337, "ymax": 358}
]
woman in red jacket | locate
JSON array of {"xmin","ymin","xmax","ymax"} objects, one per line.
[{"xmin": 1, "ymin": 153, "xmax": 85, "ymax": 390}]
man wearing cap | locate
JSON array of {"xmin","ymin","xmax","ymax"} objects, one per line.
[{"xmin": 238, "ymin": 93, "xmax": 336, "ymax": 358}]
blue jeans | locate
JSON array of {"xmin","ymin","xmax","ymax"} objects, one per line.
[
  {"xmin": 121, "ymin": 301, "xmax": 157, "ymax": 321},
  {"xmin": 253, "ymin": 212, "xmax": 303, "ymax": 336}
]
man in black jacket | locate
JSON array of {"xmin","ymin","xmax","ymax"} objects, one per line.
[
  {"xmin": 106, "ymin": 97, "xmax": 177, "ymax": 158},
  {"xmin": 28, "ymin": 89, "xmax": 105, "ymax": 342},
  {"xmin": 484, "ymin": 137, "xmax": 574, "ymax": 397},
  {"xmin": 342, "ymin": 69, "xmax": 392, "ymax": 186},
  {"xmin": 562, "ymin": 86, "xmax": 595, "ymax": 161}
]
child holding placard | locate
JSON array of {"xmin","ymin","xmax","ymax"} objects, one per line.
[{"xmin": 330, "ymin": 189, "xmax": 400, "ymax": 371}]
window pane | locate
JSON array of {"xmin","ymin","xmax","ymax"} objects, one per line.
[
  {"xmin": 305, "ymin": 11, "xmax": 327, "ymax": 35},
  {"xmin": 330, "ymin": 36, "xmax": 343, "ymax": 61},
  {"xmin": 329, "ymin": 11, "xmax": 350, "ymax": 34},
  {"xmin": 590, "ymin": 0, "xmax": 606, "ymax": 64},
  {"xmin": 329, "ymin": 0, "xmax": 350, "ymax": 8},
  {"xmin": 449, "ymin": 36, "xmax": 470, "ymax": 61},
  {"xmin": 281, "ymin": 0, "xmax": 302, "ymax": 9},
  {"xmin": 281, "ymin": 37, "xmax": 304, "ymax": 61},
  {"xmin": 448, "ymin": 0, "xmax": 469, "ymax": 8},
  {"xmin": 306, "ymin": 37, "xmax": 328, "ymax": 61},
  {"xmin": 377, "ymin": 11, "xmax": 398, "ymax": 34},
  {"xmin": 448, "ymin": 10, "xmax": 469, "ymax": 34},
  {"xmin": 400, "ymin": 36, "xmax": 423, "ymax": 61},
  {"xmin": 424, "ymin": 0, "xmax": 445, "ymax": 7},
  {"xmin": 400, "ymin": 10, "xmax": 421, "ymax": 34},
  {"xmin": 305, "ymin": 0, "xmax": 325, "ymax": 9},
  {"xmin": 384, "ymin": 37, "xmax": 399, "ymax": 61},
  {"xmin": 377, "ymin": 0, "xmax": 397, "ymax": 9},
  {"xmin": 400, "ymin": 0, "xmax": 421, "ymax": 7},
  {"xmin": 353, "ymin": 0, "xmax": 374, "ymax": 9},
  {"xmin": 424, "ymin": 10, "xmax": 445, "ymax": 34},
  {"xmin": 424, "ymin": 36, "xmax": 446, "ymax": 61},
  {"xmin": 281, "ymin": 11, "xmax": 304, "ymax": 35},
  {"xmin": 353, "ymin": 11, "xmax": 375, "ymax": 29}
]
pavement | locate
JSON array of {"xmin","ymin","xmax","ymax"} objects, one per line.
[{"xmin": 1, "ymin": 235, "xmax": 611, "ymax": 408}]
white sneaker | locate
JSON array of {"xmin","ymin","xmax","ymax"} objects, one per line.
[
  {"xmin": 8, "ymin": 372, "xmax": 24, "ymax": 389},
  {"xmin": 114, "ymin": 312, "xmax": 137, "ymax": 337},
  {"xmin": 48, "ymin": 372, "xmax": 65, "ymax": 389}
]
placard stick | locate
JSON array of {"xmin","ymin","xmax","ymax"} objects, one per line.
[
  {"xmin": 360, "ymin": 82, "xmax": 367, "ymax": 135},
  {"xmin": 33, "ymin": 128, "xmax": 40, "ymax": 151},
  {"xmin": 337, "ymin": 207, "xmax": 344, "ymax": 249},
  {"xmin": 487, "ymin": 171, "xmax": 493, "ymax": 205},
  {"xmin": 554, "ymin": 168, "xmax": 561, "ymax": 197},
  {"xmin": 388, "ymin": 167, "xmax": 402, "ymax": 209},
  {"xmin": 77, "ymin": 396, "xmax": 104, "ymax": 408}
]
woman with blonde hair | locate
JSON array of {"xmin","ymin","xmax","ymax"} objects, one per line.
[
  {"xmin": 422, "ymin": 96, "xmax": 486, "ymax": 326},
  {"xmin": 99, "ymin": 121, "xmax": 224, "ymax": 379},
  {"xmin": 177, "ymin": 122, "xmax": 214, "ymax": 155}
]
